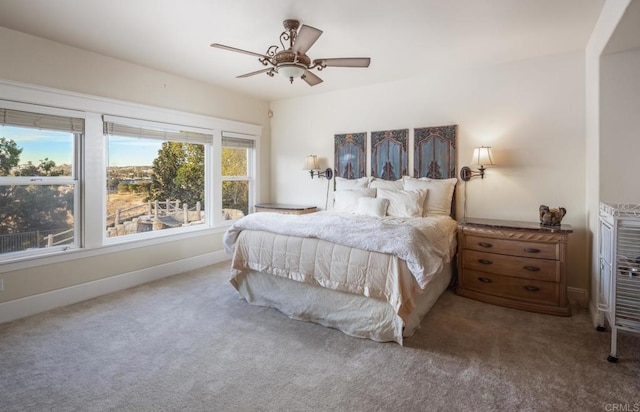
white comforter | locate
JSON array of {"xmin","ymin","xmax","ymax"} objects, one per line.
[{"xmin": 223, "ymin": 211, "xmax": 457, "ymax": 288}]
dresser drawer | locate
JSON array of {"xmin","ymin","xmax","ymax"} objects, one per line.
[
  {"xmin": 461, "ymin": 270, "xmax": 561, "ymax": 306},
  {"xmin": 463, "ymin": 249, "xmax": 560, "ymax": 282},
  {"xmin": 457, "ymin": 218, "xmax": 572, "ymax": 316},
  {"xmin": 464, "ymin": 235, "xmax": 559, "ymax": 260}
]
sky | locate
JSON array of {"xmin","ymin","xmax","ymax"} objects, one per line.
[
  {"xmin": 1, "ymin": 126, "xmax": 161, "ymax": 167},
  {"xmin": 106, "ymin": 136, "xmax": 162, "ymax": 167}
]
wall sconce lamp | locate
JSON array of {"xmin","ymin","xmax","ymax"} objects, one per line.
[
  {"xmin": 303, "ymin": 155, "xmax": 334, "ymax": 179},
  {"xmin": 460, "ymin": 146, "xmax": 495, "ymax": 181}
]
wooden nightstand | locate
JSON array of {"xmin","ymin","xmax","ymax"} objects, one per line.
[
  {"xmin": 456, "ymin": 218, "xmax": 573, "ymax": 316},
  {"xmin": 254, "ymin": 203, "xmax": 317, "ymax": 215}
]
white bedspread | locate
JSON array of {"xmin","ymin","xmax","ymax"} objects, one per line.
[{"xmin": 223, "ymin": 211, "xmax": 457, "ymax": 288}]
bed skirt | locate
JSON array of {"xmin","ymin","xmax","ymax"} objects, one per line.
[{"xmin": 231, "ymin": 262, "xmax": 452, "ymax": 344}]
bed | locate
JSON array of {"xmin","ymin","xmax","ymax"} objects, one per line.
[{"xmin": 223, "ymin": 127, "xmax": 458, "ymax": 344}]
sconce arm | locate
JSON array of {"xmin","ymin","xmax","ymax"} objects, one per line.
[
  {"xmin": 460, "ymin": 165, "xmax": 486, "ymax": 181},
  {"xmin": 309, "ymin": 168, "xmax": 334, "ymax": 180}
]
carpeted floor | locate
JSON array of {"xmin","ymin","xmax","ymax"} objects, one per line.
[{"xmin": 0, "ymin": 260, "xmax": 638, "ymax": 411}]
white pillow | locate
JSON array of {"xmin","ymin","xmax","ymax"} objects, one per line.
[
  {"xmin": 369, "ymin": 178, "xmax": 404, "ymax": 190},
  {"xmin": 335, "ymin": 176, "xmax": 371, "ymax": 191},
  {"xmin": 356, "ymin": 197, "xmax": 390, "ymax": 218},
  {"xmin": 403, "ymin": 177, "xmax": 457, "ymax": 216},
  {"xmin": 376, "ymin": 188, "xmax": 427, "ymax": 218},
  {"xmin": 334, "ymin": 188, "xmax": 376, "ymax": 213}
]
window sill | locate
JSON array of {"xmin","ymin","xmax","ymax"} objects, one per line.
[{"xmin": 0, "ymin": 225, "xmax": 229, "ymax": 274}]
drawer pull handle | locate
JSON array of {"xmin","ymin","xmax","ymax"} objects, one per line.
[
  {"xmin": 523, "ymin": 247, "xmax": 541, "ymax": 254},
  {"xmin": 478, "ymin": 259, "xmax": 493, "ymax": 265},
  {"xmin": 478, "ymin": 277, "xmax": 492, "ymax": 283},
  {"xmin": 523, "ymin": 265, "xmax": 541, "ymax": 272},
  {"xmin": 524, "ymin": 285, "xmax": 540, "ymax": 292},
  {"xmin": 478, "ymin": 242, "xmax": 493, "ymax": 248}
]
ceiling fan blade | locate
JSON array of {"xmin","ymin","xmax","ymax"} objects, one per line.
[
  {"xmin": 302, "ymin": 70, "xmax": 323, "ymax": 86},
  {"xmin": 314, "ymin": 57, "xmax": 371, "ymax": 68},
  {"xmin": 236, "ymin": 68, "xmax": 273, "ymax": 78},
  {"xmin": 292, "ymin": 25, "xmax": 323, "ymax": 55},
  {"xmin": 210, "ymin": 43, "xmax": 268, "ymax": 59}
]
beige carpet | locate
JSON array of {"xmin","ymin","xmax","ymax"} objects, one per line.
[{"xmin": 0, "ymin": 261, "xmax": 638, "ymax": 411}]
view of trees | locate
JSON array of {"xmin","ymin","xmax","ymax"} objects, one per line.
[
  {"xmin": 108, "ymin": 142, "xmax": 249, "ymax": 213},
  {"xmin": 0, "ymin": 137, "xmax": 21, "ymax": 174},
  {"xmin": 151, "ymin": 142, "xmax": 205, "ymax": 208},
  {"xmin": 0, "ymin": 137, "xmax": 74, "ymax": 253},
  {"xmin": 222, "ymin": 147, "xmax": 249, "ymax": 215}
]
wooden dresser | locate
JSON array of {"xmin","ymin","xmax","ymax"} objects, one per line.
[
  {"xmin": 254, "ymin": 203, "xmax": 317, "ymax": 215},
  {"xmin": 456, "ymin": 218, "xmax": 573, "ymax": 316}
]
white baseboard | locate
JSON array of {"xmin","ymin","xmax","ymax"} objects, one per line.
[
  {"xmin": 567, "ymin": 287, "xmax": 589, "ymax": 309},
  {"xmin": 0, "ymin": 251, "xmax": 229, "ymax": 325}
]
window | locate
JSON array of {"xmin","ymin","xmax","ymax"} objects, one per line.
[
  {"xmin": 0, "ymin": 81, "xmax": 261, "ymax": 265},
  {"xmin": 0, "ymin": 107, "xmax": 82, "ymax": 257},
  {"xmin": 221, "ymin": 134, "xmax": 255, "ymax": 220},
  {"xmin": 104, "ymin": 117, "xmax": 211, "ymax": 239}
]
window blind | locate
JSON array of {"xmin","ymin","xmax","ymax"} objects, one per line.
[
  {"xmin": 103, "ymin": 115, "xmax": 213, "ymax": 144},
  {"xmin": 0, "ymin": 108, "xmax": 84, "ymax": 133},
  {"xmin": 222, "ymin": 135, "xmax": 255, "ymax": 149},
  {"xmin": 103, "ymin": 122, "xmax": 212, "ymax": 145}
]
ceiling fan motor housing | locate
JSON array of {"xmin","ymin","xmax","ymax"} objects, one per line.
[{"xmin": 274, "ymin": 50, "xmax": 311, "ymax": 66}]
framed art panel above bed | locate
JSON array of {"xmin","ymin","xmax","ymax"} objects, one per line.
[
  {"xmin": 414, "ymin": 125, "xmax": 457, "ymax": 179},
  {"xmin": 371, "ymin": 129, "xmax": 408, "ymax": 180},
  {"xmin": 334, "ymin": 132, "xmax": 366, "ymax": 179}
]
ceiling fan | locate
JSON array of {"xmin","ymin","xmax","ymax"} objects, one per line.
[{"xmin": 210, "ymin": 19, "xmax": 371, "ymax": 86}]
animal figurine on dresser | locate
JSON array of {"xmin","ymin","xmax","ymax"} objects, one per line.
[{"xmin": 539, "ymin": 205, "xmax": 567, "ymax": 226}]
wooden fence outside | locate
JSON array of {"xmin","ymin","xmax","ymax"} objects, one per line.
[
  {"xmin": 106, "ymin": 199, "xmax": 204, "ymax": 237},
  {"xmin": 1, "ymin": 200, "xmax": 217, "ymax": 254},
  {"xmin": 0, "ymin": 228, "xmax": 74, "ymax": 254},
  {"xmin": 106, "ymin": 200, "xmax": 202, "ymax": 228}
]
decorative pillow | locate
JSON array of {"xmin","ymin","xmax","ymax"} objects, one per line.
[
  {"xmin": 335, "ymin": 176, "xmax": 372, "ymax": 191},
  {"xmin": 376, "ymin": 188, "xmax": 427, "ymax": 218},
  {"xmin": 334, "ymin": 188, "xmax": 377, "ymax": 213},
  {"xmin": 356, "ymin": 197, "xmax": 390, "ymax": 218},
  {"xmin": 403, "ymin": 177, "xmax": 457, "ymax": 216},
  {"xmin": 368, "ymin": 178, "xmax": 404, "ymax": 190}
]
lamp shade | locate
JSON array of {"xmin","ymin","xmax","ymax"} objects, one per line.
[
  {"xmin": 471, "ymin": 146, "xmax": 495, "ymax": 166},
  {"xmin": 303, "ymin": 155, "xmax": 319, "ymax": 170},
  {"xmin": 277, "ymin": 64, "xmax": 306, "ymax": 80}
]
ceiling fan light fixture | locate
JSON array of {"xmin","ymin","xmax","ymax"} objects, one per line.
[
  {"xmin": 211, "ymin": 19, "xmax": 371, "ymax": 87},
  {"xmin": 276, "ymin": 63, "xmax": 306, "ymax": 83}
]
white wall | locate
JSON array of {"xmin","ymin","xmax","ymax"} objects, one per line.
[
  {"xmin": 585, "ymin": 0, "xmax": 631, "ymax": 319},
  {"xmin": 0, "ymin": 27, "xmax": 270, "ymax": 307},
  {"xmin": 271, "ymin": 52, "xmax": 589, "ymax": 291},
  {"xmin": 601, "ymin": 49, "xmax": 640, "ymax": 203}
]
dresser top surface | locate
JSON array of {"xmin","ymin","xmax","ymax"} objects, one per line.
[{"xmin": 459, "ymin": 217, "xmax": 573, "ymax": 234}]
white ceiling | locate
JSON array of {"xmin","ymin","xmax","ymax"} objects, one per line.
[
  {"xmin": 604, "ymin": 0, "xmax": 640, "ymax": 55},
  {"xmin": 0, "ymin": 0, "xmax": 604, "ymax": 102}
]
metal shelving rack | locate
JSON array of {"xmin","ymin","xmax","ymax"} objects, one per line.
[{"xmin": 597, "ymin": 202, "xmax": 640, "ymax": 362}]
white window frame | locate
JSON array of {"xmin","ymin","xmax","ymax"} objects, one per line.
[
  {"xmin": 219, "ymin": 132, "xmax": 256, "ymax": 225},
  {"xmin": 102, "ymin": 115, "xmax": 215, "ymax": 245},
  {"xmin": 0, "ymin": 100, "xmax": 84, "ymax": 260}
]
